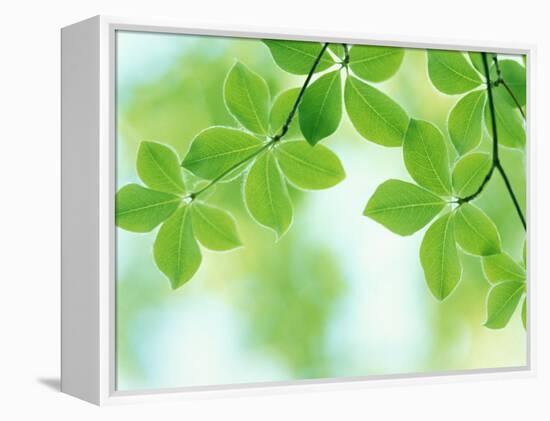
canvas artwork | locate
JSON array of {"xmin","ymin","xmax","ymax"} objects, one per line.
[{"xmin": 114, "ymin": 31, "xmax": 527, "ymax": 392}]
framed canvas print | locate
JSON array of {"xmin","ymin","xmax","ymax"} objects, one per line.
[{"xmin": 61, "ymin": 15, "xmax": 534, "ymax": 405}]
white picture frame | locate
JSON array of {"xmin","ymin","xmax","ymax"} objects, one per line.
[{"xmin": 61, "ymin": 15, "xmax": 536, "ymax": 406}]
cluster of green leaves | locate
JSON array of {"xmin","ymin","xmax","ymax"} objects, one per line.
[
  {"xmin": 116, "ymin": 50, "xmax": 347, "ymax": 288},
  {"xmin": 482, "ymin": 246, "xmax": 527, "ymax": 329},
  {"xmin": 364, "ymin": 49, "xmax": 527, "ymax": 329},
  {"xmin": 263, "ymin": 40, "xmax": 407, "ymax": 147},
  {"xmin": 115, "ymin": 38, "xmax": 527, "ymax": 331},
  {"xmin": 116, "ymin": 141, "xmax": 242, "ymax": 289}
]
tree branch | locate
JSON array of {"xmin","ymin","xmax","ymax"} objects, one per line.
[
  {"xmin": 189, "ymin": 143, "xmax": 271, "ymax": 199},
  {"xmin": 458, "ymin": 52, "xmax": 526, "ymax": 230},
  {"xmin": 272, "ymin": 43, "xmax": 329, "ymax": 142},
  {"xmin": 485, "ymin": 53, "xmax": 500, "ymax": 164},
  {"xmin": 496, "ymin": 162, "xmax": 527, "ymax": 229}
]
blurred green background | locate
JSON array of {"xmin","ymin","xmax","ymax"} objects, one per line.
[{"xmin": 115, "ymin": 31, "xmax": 526, "ymax": 391}]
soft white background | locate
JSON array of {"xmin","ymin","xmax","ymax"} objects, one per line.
[{"xmin": 0, "ymin": 0, "xmax": 547, "ymax": 419}]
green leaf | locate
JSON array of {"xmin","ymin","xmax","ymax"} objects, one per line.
[
  {"xmin": 403, "ymin": 119, "xmax": 452, "ymax": 196},
  {"xmin": 191, "ymin": 202, "xmax": 242, "ymax": 251},
  {"xmin": 182, "ymin": 127, "xmax": 264, "ymax": 180},
  {"xmin": 484, "ymin": 281, "xmax": 525, "ymax": 329},
  {"xmin": 244, "ymin": 152, "xmax": 293, "ymax": 238},
  {"xmin": 270, "ymin": 88, "xmax": 301, "ymax": 138},
  {"xmin": 153, "ymin": 206, "xmax": 202, "ymax": 289},
  {"xmin": 344, "ymin": 75, "xmax": 408, "ymax": 147},
  {"xmin": 275, "ymin": 140, "xmax": 345, "ymax": 190},
  {"xmin": 454, "ymin": 204, "xmax": 501, "ymax": 256},
  {"xmin": 262, "ymin": 40, "xmax": 334, "ymax": 75},
  {"xmin": 364, "ymin": 179, "xmax": 446, "ymax": 236},
  {"xmin": 115, "ymin": 184, "xmax": 181, "ymax": 233},
  {"xmin": 420, "ymin": 212, "xmax": 461, "ymax": 301},
  {"xmin": 484, "ymin": 88, "xmax": 525, "ymax": 149},
  {"xmin": 523, "ymin": 239, "xmax": 527, "ymax": 268},
  {"xmin": 299, "ymin": 71, "xmax": 342, "ymax": 145},
  {"xmin": 349, "ymin": 45, "xmax": 404, "ymax": 82},
  {"xmin": 468, "ymin": 52, "xmax": 485, "ymax": 74},
  {"xmin": 452, "ymin": 152, "xmax": 492, "ymax": 198},
  {"xmin": 482, "ymin": 252, "xmax": 526, "ymax": 283},
  {"xmin": 427, "ymin": 50, "xmax": 482, "ymax": 94},
  {"xmin": 448, "ymin": 90, "xmax": 486, "ymax": 155},
  {"xmin": 522, "ymin": 297, "xmax": 527, "ymax": 330},
  {"xmin": 329, "ymin": 43, "xmax": 345, "ymax": 59},
  {"xmin": 223, "ymin": 62, "xmax": 270, "ymax": 135},
  {"xmin": 469, "ymin": 52, "xmax": 497, "ymax": 75},
  {"xmin": 137, "ymin": 141, "xmax": 185, "ymax": 195},
  {"xmin": 491, "ymin": 59, "xmax": 526, "ymax": 107}
]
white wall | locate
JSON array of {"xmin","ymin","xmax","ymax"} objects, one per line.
[{"xmin": 1, "ymin": 0, "xmax": 547, "ymax": 419}]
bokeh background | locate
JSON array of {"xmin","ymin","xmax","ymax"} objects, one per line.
[{"xmin": 115, "ymin": 31, "xmax": 527, "ymax": 391}]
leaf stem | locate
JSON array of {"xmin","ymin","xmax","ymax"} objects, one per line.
[
  {"xmin": 271, "ymin": 42, "xmax": 329, "ymax": 142},
  {"xmin": 499, "ymin": 81, "xmax": 526, "ymax": 119},
  {"xmin": 343, "ymin": 44, "xmax": 350, "ymax": 65},
  {"xmin": 485, "ymin": 53, "xmax": 500, "ymax": 164},
  {"xmin": 458, "ymin": 52, "xmax": 526, "ymax": 230},
  {"xmin": 189, "ymin": 143, "xmax": 271, "ymax": 200},
  {"xmin": 492, "ymin": 56, "xmax": 526, "ymax": 120},
  {"xmin": 457, "ymin": 165, "xmax": 495, "ymax": 204},
  {"xmin": 495, "ymin": 161, "xmax": 527, "ymax": 229},
  {"xmin": 190, "ymin": 43, "xmax": 330, "ymax": 200}
]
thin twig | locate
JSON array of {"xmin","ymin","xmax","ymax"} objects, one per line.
[
  {"xmin": 496, "ymin": 162, "xmax": 527, "ymax": 229},
  {"xmin": 492, "ymin": 55, "xmax": 526, "ymax": 119},
  {"xmin": 272, "ymin": 43, "xmax": 329, "ymax": 142},
  {"xmin": 485, "ymin": 53, "xmax": 500, "ymax": 163},
  {"xmin": 499, "ymin": 80, "xmax": 526, "ymax": 119},
  {"xmin": 458, "ymin": 53, "xmax": 526, "ymax": 230},
  {"xmin": 190, "ymin": 143, "xmax": 271, "ymax": 199},
  {"xmin": 457, "ymin": 165, "xmax": 495, "ymax": 204}
]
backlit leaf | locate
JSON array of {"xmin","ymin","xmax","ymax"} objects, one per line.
[
  {"xmin": 452, "ymin": 152, "xmax": 492, "ymax": 198},
  {"xmin": 224, "ymin": 62, "xmax": 270, "ymax": 135},
  {"xmin": 485, "ymin": 281, "xmax": 525, "ymax": 329},
  {"xmin": 270, "ymin": 88, "xmax": 301, "ymax": 138},
  {"xmin": 299, "ymin": 71, "xmax": 342, "ymax": 145},
  {"xmin": 349, "ymin": 45, "xmax": 404, "ymax": 82},
  {"xmin": 454, "ymin": 203, "xmax": 501, "ymax": 256},
  {"xmin": 448, "ymin": 90, "xmax": 486, "ymax": 155},
  {"xmin": 191, "ymin": 202, "xmax": 242, "ymax": 251},
  {"xmin": 244, "ymin": 152, "xmax": 293, "ymax": 238},
  {"xmin": 329, "ymin": 43, "xmax": 345, "ymax": 60},
  {"xmin": 468, "ymin": 52, "xmax": 485, "ymax": 74},
  {"xmin": 182, "ymin": 127, "xmax": 264, "ymax": 180},
  {"xmin": 364, "ymin": 179, "xmax": 446, "ymax": 236},
  {"xmin": 427, "ymin": 50, "xmax": 482, "ymax": 94},
  {"xmin": 491, "ymin": 59, "xmax": 526, "ymax": 107},
  {"xmin": 115, "ymin": 184, "xmax": 180, "ymax": 233},
  {"xmin": 153, "ymin": 206, "xmax": 202, "ymax": 289},
  {"xmin": 484, "ymin": 88, "xmax": 525, "ymax": 148},
  {"xmin": 275, "ymin": 140, "xmax": 345, "ymax": 190},
  {"xmin": 482, "ymin": 252, "xmax": 526, "ymax": 283},
  {"xmin": 263, "ymin": 40, "xmax": 334, "ymax": 75},
  {"xmin": 137, "ymin": 141, "xmax": 185, "ymax": 195},
  {"xmin": 344, "ymin": 75, "xmax": 408, "ymax": 147},
  {"xmin": 403, "ymin": 119, "xmax": 452, "ymax": 196},
  {"xmin": 420, "ymin": 212, "xmax": 461, "ymax": 300}
]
